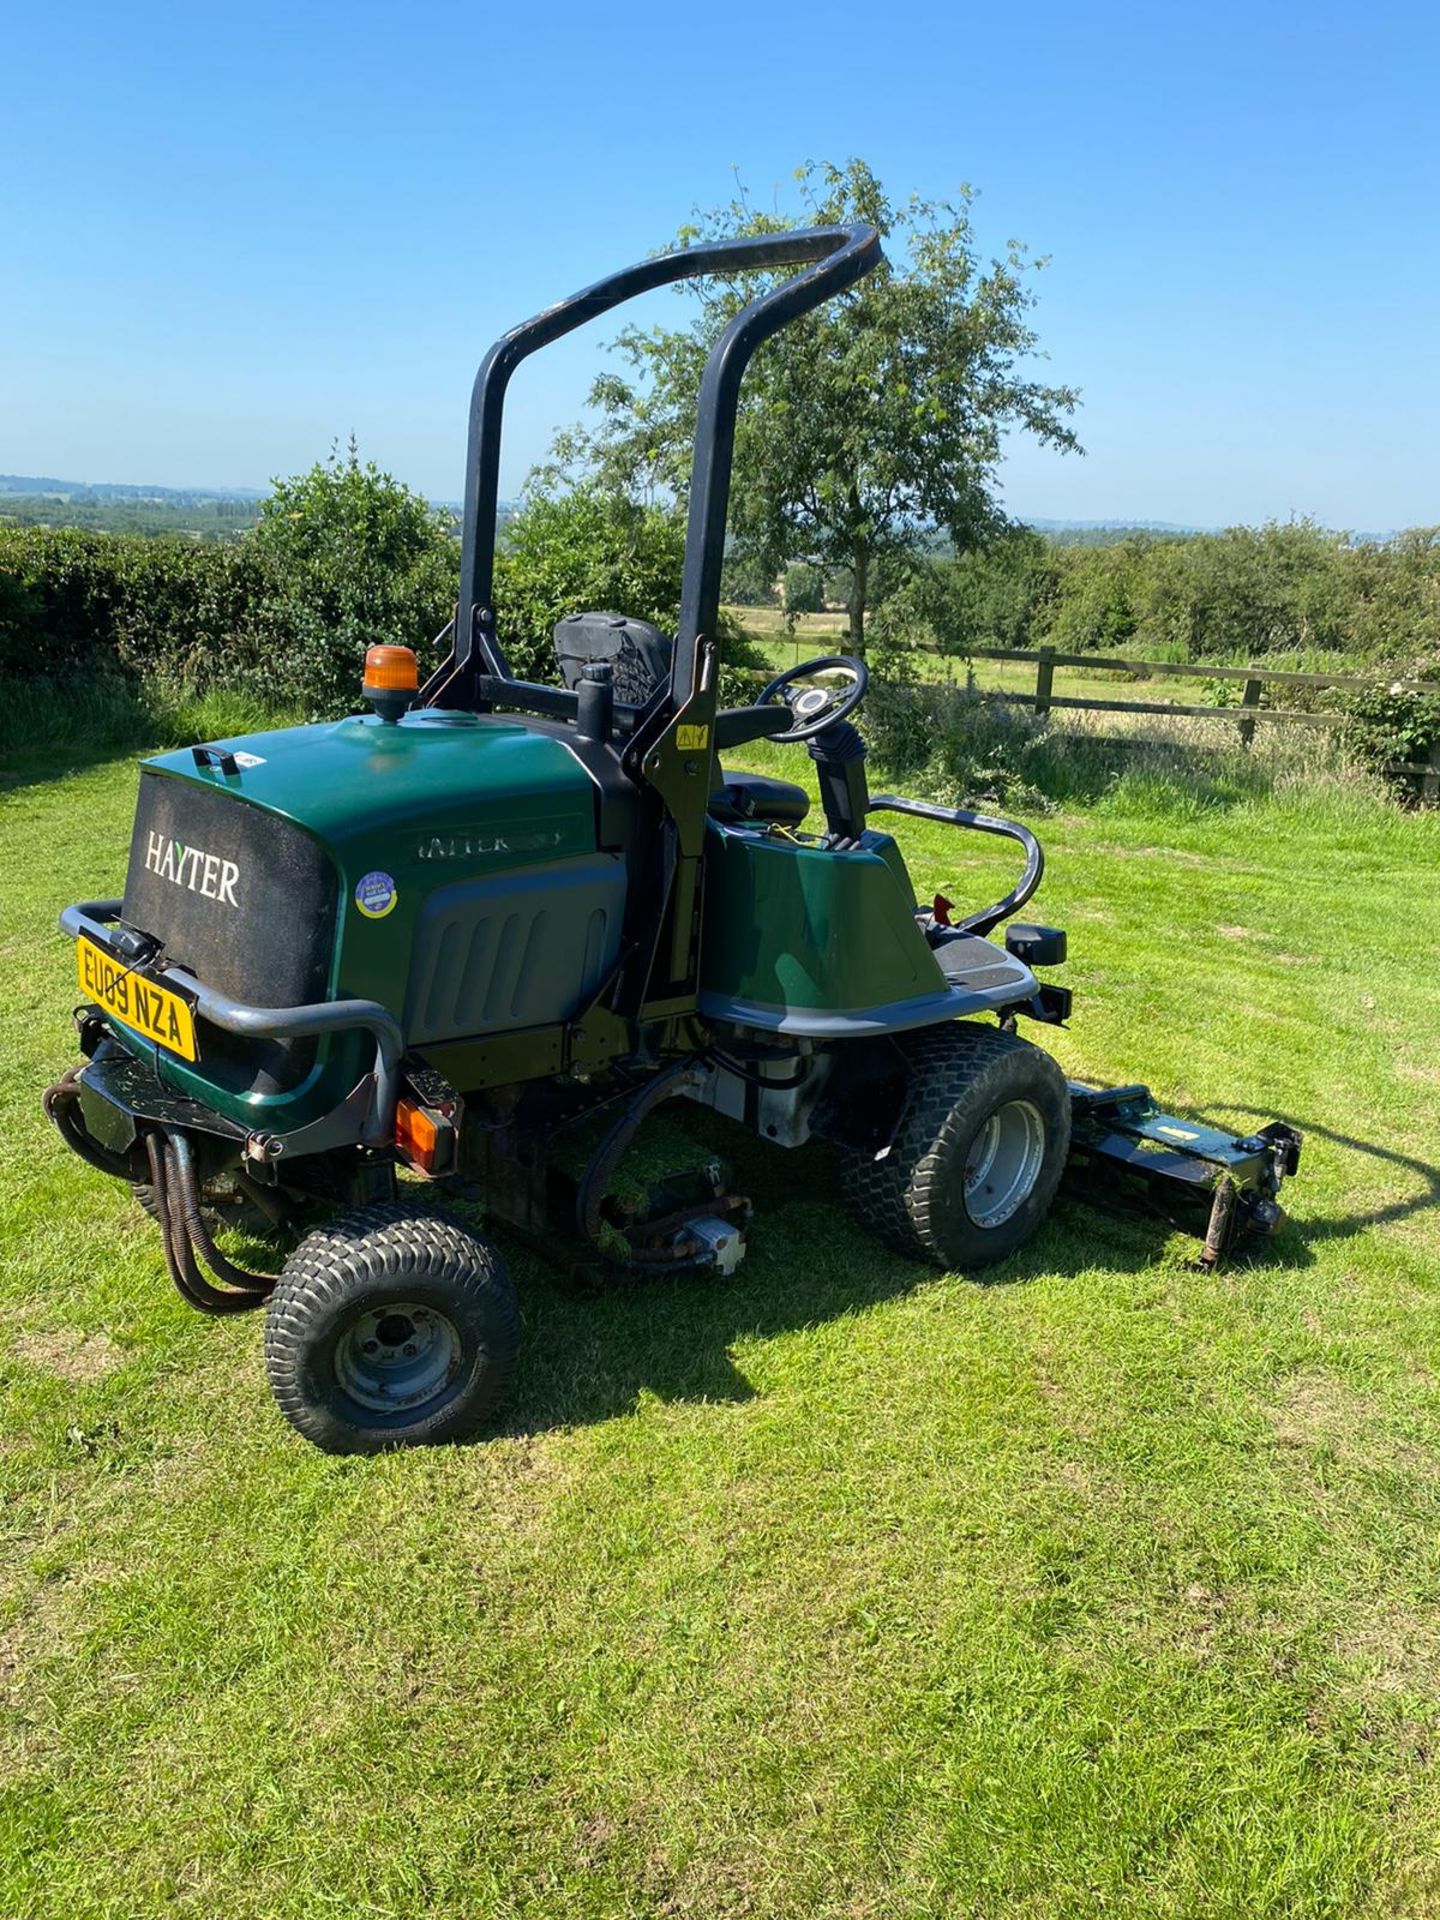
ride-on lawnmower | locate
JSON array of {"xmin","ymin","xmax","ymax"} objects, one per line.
[{"xmin": 45, "ymin": 225, "xmax": 1302, "ymax": 1452}]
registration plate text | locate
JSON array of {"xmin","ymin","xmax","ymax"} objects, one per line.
[{"xmin": 77, "ymin": 936, "xmax": 198, "ymax": 1062}]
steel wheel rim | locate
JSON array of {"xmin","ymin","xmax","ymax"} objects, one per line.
[
  {"xmin": 964, "ymin": 1099, "xmax": 1046, "ymax": 1230},
  {"xmin": 335, "ymin": 1301, "xmax": 462, "ymax": 1414}
]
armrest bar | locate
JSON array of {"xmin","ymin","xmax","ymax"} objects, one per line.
[
  {"xmin": 713, "ymin": 705, "xmax": 793, "ymax": 750},
  {"xmin": 866, "ymin": 795, "xmax": 1044, "ymax": 937}
]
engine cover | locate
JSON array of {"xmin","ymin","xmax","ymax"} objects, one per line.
[{"xmin": 123, "ymin": 770, "xmax": 337, "ymax": 1007}]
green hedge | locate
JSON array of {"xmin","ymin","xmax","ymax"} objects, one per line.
[
  {"xmin": 0, "ymin": 471, "xmax": 766, "ymax": 717},
  {"xmin": 0, "ymin": 452, "xmax": 459, "ymax": 710},
  {"xmin": 873, "ymin": 521, "xmax": 1440, "ymax": 670},
  {"xmin": 0, "ymin": 527, "xmax": 272, "ymax": 685}
]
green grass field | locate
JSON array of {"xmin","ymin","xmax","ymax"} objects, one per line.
[{"xmin": 3, "ymin": 716, "xmax": 1439, "ymax": 1918}]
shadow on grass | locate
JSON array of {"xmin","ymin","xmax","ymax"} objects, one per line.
[
  {"xmin": 494, "ymin": 1125, "xmax": 1183, "ymax": 1441},
  {"xmin": 864, "ymin": 681, "xmax": 1301, "ymax": 817},
  {"xmin": 1227, "ymin": 1107, "xmax": 1440, "ymax": 1249},
  {"xmin": 493, "ymin": 1087, "xmax": 1432, "ymax": 1439},
  {"xmin": 0, "ymin": 679, "xmax": 161, "ymax": 796},
  {"xmin": 0, "ymin": 677, "xmax": 301, "ymax": 798}
]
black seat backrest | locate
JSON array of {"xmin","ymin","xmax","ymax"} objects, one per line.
[
  {"xmin": 554, "ymin": 612, "xmax": 672, "ymax": 707},
  {"xmin": 709, "ymin": 771, "xmax": 810, "ymax": 827}
]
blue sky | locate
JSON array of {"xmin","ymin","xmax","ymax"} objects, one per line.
[{"xmin": 2, "ymin": 0, "xmax": 1436, "ymax": 529}]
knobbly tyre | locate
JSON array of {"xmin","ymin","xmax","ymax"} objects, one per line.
[{"xmin": 44, "ymin": 225, "xmax": 1301, "ymax": 1452}]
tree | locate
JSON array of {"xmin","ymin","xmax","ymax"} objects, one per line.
[
  {"xmin": 493, "ymin": 485, "xmax": 691, "ymax": 681},
  {"xmin": 250, "ymin": 440, "xmax": 458, "ymax": 710},
  {"xmin": 781, "ymin": 560, "xmax": 826, "ymax": 616},
  {"xmin": 721, "ymin": 548, "xmax": 779, "ymax": 607},
  {"xmin": 494, "ymin": 483, "xmax": 767, "ymax": 700},
  {"xmin": 870, "ymin": 528, "xmax": 1057, "ymax": 662},
  {"xmin": 551, "ymin": 159, "xmax": 1081, "ymax": 652}
]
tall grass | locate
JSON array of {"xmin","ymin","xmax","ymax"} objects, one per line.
[
  {"xmin": 861, "ymin": 675, "xmax": 1398, "ymax": 821},
  {"xmin": 0, "ymin": 676, "xmax": 305, "ymax": 773}
]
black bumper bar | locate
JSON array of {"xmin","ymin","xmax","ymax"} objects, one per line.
[{"xmin": 59, "ymin": 899, "xmax": 404, "ymax": 1147}]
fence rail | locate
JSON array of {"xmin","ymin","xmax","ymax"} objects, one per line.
[
  {"xmin": 735, "ymin": 633, "xmax": 1439, "ymax": 797},
  {"xmin": 964, "ymin": 646, "xmax": 1440, "ymax": 797},
  {"xmin": 967, "ymin": 645, "xmax": 1435, "ymax": 697}
]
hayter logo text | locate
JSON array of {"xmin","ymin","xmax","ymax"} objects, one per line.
[{"xmin": 144, "ymin": 832, "xmax": 240, "ymax": 906}]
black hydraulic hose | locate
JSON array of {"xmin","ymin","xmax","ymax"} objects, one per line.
[
  {"xmin": 169, "ymin": 1138, "xmax": 270, "ymax": 1315},
  {"xmin": 43, "ymin": 1069, "xmax": 278, "ymax": 1307},
  {"xmin": 151, "ymin": 1133, "xmax": 234, "ymax": 1315},
  {"xmin": 705, "ymin": 1046, "xmax": 812, "ymax": 1092},
  {"xmin": 575, "ymin": 1060, "xmax": 709, "ymax": 1258},
  {"xmin": 167, "ymin": 1131, "xmax": 278, "ymax": 1298},
  {"xmin": 41, "ymin": 1067, "xmax": 142, "ymax": 1182},
  {"xmin": 145, "ymin": 1132, "xmax": 271, "ymax": 1316},
  {"xmin": 145, "ymin": 1131, "xmax": 222, "ymax": 1314}
]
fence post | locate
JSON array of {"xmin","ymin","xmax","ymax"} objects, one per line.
[
  {"xmin": 1238, "ymin": 676, "xmax": 1262, "ymax": 749},
  {"xmin": 1035, "ymin": 647, "xmax": 1055, "ymax": 719},
  {"xmin": 1424, "ymin": 739, "xmax": 1440, "ymax": 806}
]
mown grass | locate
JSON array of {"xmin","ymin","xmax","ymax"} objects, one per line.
[{"xmin": 2, "ymin": 703, "xmax": 1439, "ymax": 1919}]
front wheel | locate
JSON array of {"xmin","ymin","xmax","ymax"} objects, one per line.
[
  {"xmin": 840, "ymin": 1023, "xmax": 1070, "ymax": 1270},
  {"xmin": 264, "ymin": 1204, "xmax": 519, "ymax": 1453}
]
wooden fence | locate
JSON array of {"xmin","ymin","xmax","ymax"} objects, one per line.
[
  {"xmin": 961, "ymin": 646, "xmax": 1440, "ymax": 799},
  {"xmin": 737, "ymin": 624, "xmax": 1439, "ymax": 797}
]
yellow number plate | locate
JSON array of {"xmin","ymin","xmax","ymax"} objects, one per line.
[{"xmin": 77, "ymin": 936, "xmax": 198, "ymax": 1062}]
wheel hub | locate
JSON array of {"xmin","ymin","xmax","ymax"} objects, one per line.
[
  {"xmin": 964, "ymin": 1098, "xmax": 1046, "ymax": 1230},
  {"xmin": 335, "ymin": 1301, "xmax": 462, "ymax": 1414}
]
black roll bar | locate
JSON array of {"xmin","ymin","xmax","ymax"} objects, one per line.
[{"xmin": 429, "ymin": 223, "xmax": 882, "ymax": 713}]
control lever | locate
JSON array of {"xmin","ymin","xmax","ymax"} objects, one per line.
[{"xmin": 807, "ymin": 720, "xmax": 870, "ymax": 847}]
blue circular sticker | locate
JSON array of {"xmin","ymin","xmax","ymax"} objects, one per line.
[{"xmin": 355, "ymin": 870, "xmax": 398, "ymax": 919}]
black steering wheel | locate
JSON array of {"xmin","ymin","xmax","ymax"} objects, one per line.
[{"xmin": 755, "ymin": 654, "xmax": 869, "ymax": 743}]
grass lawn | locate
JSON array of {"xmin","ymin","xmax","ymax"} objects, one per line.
[{"xmin": 2, "ymin": 720, "xmax": 1439, "ymax": 1918}]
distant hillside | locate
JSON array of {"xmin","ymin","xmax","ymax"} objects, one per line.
[
  {"xmin": 0, "ymin": 475, "xmax": 491, "ymax": 542},
  {"xmin": 0, "ymin": 478, "xmax": 265, "ymax": 539},
  {"xmin": 1027, "ymin": 518, "xmax": 1207, "ymax": 547},
  {"xmin": 0, "ymin": 474, "xmax": 267, "ymax": 503}
]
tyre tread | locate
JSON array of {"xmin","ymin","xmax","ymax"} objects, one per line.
[
  {"xmin": 841, "ymin": 1022, "xmax": 1070, "ymax": 1268},
  {"xmin": 264, "ymin": 1202, "xmax": 518, "ymax": 1452}
]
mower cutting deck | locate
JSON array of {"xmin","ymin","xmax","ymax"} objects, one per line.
[{"xmin": 44, "ymin": 222, "xmax": 1301, "ymax": 1452}]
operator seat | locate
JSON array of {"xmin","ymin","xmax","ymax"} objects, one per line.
[
  {"xmin": 708, "ymin": 772, "xmax": 809, "ymax": 827},
  {"xmin": 554, "ymin": 612, "xmax": 672, "ymax": 706}
]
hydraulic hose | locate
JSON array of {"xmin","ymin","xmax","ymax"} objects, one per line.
[
  {"xmin": 167, "ymin": 1130, "xmax": 278, "ymax": 1298},
  {"xmin": 575, "ymin": 1060, "xmax": 712, "ymax": 1267},
  {"xmin": 42, "ymin": 1066, "xmax": 142, "ymax": 1182},
  {"xmin": 144, "ymin": 1131, "xmax": 274, "ymax": 1315}
]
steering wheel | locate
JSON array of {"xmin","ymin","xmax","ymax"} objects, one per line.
[{"xmin": 755, "ymin": 654, "xmax": 869, "ymax": 743}]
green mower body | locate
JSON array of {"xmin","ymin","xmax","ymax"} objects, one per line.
[{"xmin": 45, "ymin": 223, "xmax": 1299, "ymax": 1453}]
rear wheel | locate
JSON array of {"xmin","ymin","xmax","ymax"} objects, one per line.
[
  {"xmin": 841, "ymin": 1022, "xmax": 1070, "ymax": 1270},
  {"xmin": 263, "ymin": 1204, "xmax": 519, "ymax": 1453}
]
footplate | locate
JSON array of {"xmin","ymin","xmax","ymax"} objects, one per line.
[{"xmin": 1066, "ymin": 1082, "xmax": 1302, "ymax": 1266}]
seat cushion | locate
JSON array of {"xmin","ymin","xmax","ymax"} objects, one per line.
[{"xmin": 709, "ymin": 772, "xmax": 810, "ymax": 826}]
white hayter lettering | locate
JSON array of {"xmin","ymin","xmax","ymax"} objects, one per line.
[{"xmin": 142, "ymin": 830, "xmax": 242, "ymax": 908}]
